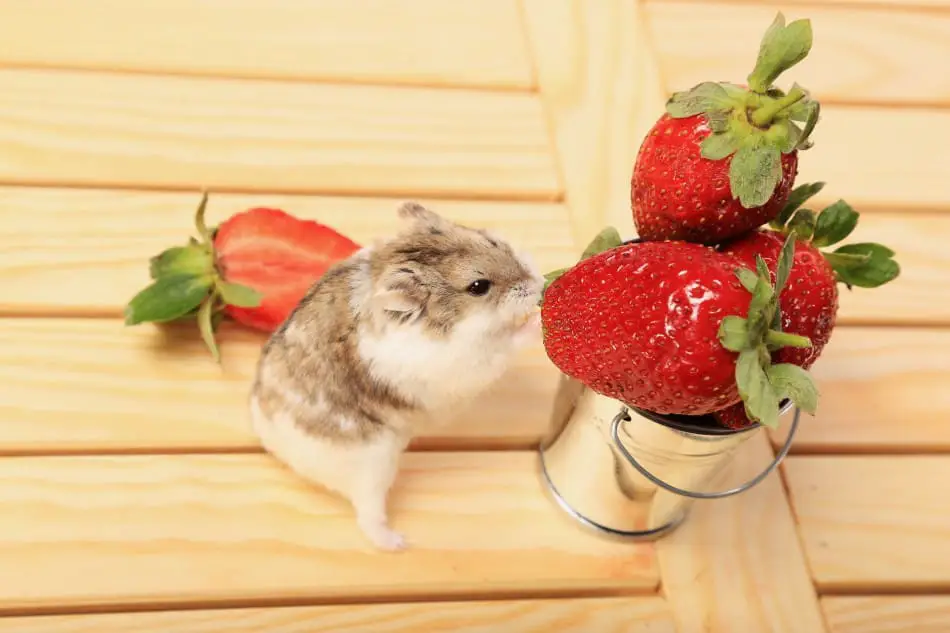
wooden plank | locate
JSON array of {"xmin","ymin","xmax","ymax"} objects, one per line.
[
  {"xmin": 0, "ymin": 452, "xmax": 658, "ymax": 613},
  {"xmin": 793, "ymin": 106, "xmax": 950, "ymax": 211},
  {"xmin": 656, "ymin": 434, "xmax": 827, "ymax": 633},
  {"xmin": 521, "ymin": 0, "xmax": 667, "ymax": 245},
  {"xmin": 784, "ymin": 456, "xmax": 950, "ymax": 591},
  {"xmin": 0, "ymin": 597, "xmax": 678, "ymax": 632},
  {"xmin": 823, "ymin": 596, "xmax": 950, "ymax": 633},
  {"xmin": 0, "ymin": 0, "xmax": 533, "ymax": 90},
  {"xmin": 646, "ymin": 0, "xmax": 950, "ymax": 9},
  {"xmin": 771, "ymin": 327, "xmax": 950, "ymax": 453},
  {"xmin": 0, "ymin": 69, "xmax": 559, "ymax": 200},
  {"xmin": 645, "ymin": 2, "xmax": 950, "ymax": 106},
  {"xmin": 0, "ymin": 188, "xmax": 576, "ymax": 316},
  {"xmin": 0, "ymin": 319, "xmax": 563, "ymax": 453}
]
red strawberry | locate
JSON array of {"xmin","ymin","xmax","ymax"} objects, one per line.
[
  {"xmin": 721, "ymin": 182, "xmax": 900, "ymax": 370},
  {"xmin": 540, "ymin": 231, "xmax": 819, "ymax": 428},
  {"xmin": 125, "ymin": 192, "xmax": 360, "ymax": 360},
  {"xmin": 712, "ymin": 183, "xmax": 900, "ymax": 430},
  {"xmin": 712, "ymin": 402, "xmax": 755, "ymax": 430},
  {"xmin": 631, "ymin": 12, "xmax": 820, "ymax": 244}
]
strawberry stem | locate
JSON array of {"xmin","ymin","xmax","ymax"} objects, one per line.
[
  {"xmin": 766, "ymin": 330, "xmax": 811, "ymax": 348},
  {"xmin": 194, "ymin": 189, "xmax": 213, "ymax": 247},
  {"xmin": 750, "ymin": 86, "xmax": 807, "ymax": 127}
]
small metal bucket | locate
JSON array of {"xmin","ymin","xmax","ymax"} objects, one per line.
[{"xmin": 538, "ymin": 375, "xmax": 799, "ymax": 540}]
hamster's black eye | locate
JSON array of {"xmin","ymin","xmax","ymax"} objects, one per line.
[{"xmin": 467, "ymin": 279, "xmax": 492, "ymax": 296}]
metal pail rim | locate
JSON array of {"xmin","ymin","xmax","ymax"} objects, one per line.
[{"xmin": 627, "ymin": 399, "xmax": 794, "ymax": 437}]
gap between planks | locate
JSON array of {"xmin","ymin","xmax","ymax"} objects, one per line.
[{"xmin": 0, "ymin": 596, "xmax": 677, "ymax": 631}]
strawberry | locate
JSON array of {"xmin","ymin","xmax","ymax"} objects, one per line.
[
  {"xmin": 631, "ymin": 12, "xmax": 821, "ymax": 244},
  {"xmin": 124, "ymin": 192, "xmax": 360, "ymax": 360},
  {"xmin": 711, "ymin": 182, "xmax": 900, "ymax": 429},
  {"xmin": 721, "ymin": 182, "xmax": 900, "ymax": 369},
  {"xmin": 540, "ymin": 230, "xmax": 820, "ymax": 428}
]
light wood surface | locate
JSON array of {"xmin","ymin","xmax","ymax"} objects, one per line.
[
  {"xmin": 823, "ymin": 596, "xmax": 950, "ymax": 633},
  {"xmin": 792, "ymin": 106, "xmax": 950, "ymax": 211},
  {"xmin": 646, "ymin": 2, "xmax": 950, "ymax": 106},
  {"xmin": 657, "ymin": 434, "xmax": 826, "ymax": 633},
  {"xmin": 0, "ymin": 319, "xmax": 562, "ymax": 453},
  {"xmin": 0, "ymin": 187, "xmax": 576, "ymax": 317},
  {"xmin": 522, "ymin": 0, "xmax": 666, "ymax": 245},
  {"xmin": 0, "ymin": 0, "xmax": 533, "ymax": 90},
  {"xmin": 0, "ymin": 598, "xmax": 677, "ymax": 633},
  {"xmin": 0, "ymin": 452, "xmax": 657, "ymax": 613},
  {"xmin": 771, "ymin": 327, "xmax": 950, "ymax": 453},
  {"xmin": 784, "ymin": 456, "xmax": 950, "ymax": 591},
  {"xmin": 646, "ymin": 0, "xmax": 950, "ymax": 8},
  {"xmin": 0, "ymin": 69, "xmax": 559, "ymax": 200}
]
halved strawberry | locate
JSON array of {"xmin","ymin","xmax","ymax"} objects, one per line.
[{"xmin": 125, "ymin": 192, "xmax": 360, "ymax": 360}]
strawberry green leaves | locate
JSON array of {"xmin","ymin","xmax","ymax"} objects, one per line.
[
  {"xmin": 769, "ymin": 182, "xmax": 902, "ymax": 289},
  {"xmin": 826, "ymin": 243, "xmax": 900, "ymax": 288},
  {"xmin": 218, "ymin": 281, "xmax": 263, "ymax": 307},
  {"xmin": 729, "ymin": 144, "xmax": 783, "ymax": 208},
  {"xmin": 747, "ymin": 12, "xmax": 813, "ymax": 95},
  {"xmin": 124, "ymin": 191, "xmax": 266, "ymax": 362},
  {"xmin": 717, "ymin": 233, "xmax": 819, "ymax": 428},
  {"xmin": 812, "ymin": 200, "xmax": 859, "ymax": 247},
  {"xmin": 771, "ymin": 181, "xmax": 825, "ymax": 229},
  {"xmin": 666, "ymin": 82, "xmax": 737, "ymax": 119},
  {"xmin": 124, "ymin": 274, "xmax": 213, "ymax": 325}
]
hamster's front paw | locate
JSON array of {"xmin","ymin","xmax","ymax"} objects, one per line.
[{"xmin": 362, "ymin": 522, "xmax": 408, "ymax": 551}]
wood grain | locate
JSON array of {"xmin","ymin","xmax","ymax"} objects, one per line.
[
  {"xmin": 646, "ymin": 2, "xmax": 950, "ymax": 106},
  {"xmin": 657, "ymin": 434, "xmax": 827, "ymax": 633},
  {"xmin": 0, "ymin": 187, "xmax": 576, "ymax": 317},
  {"xmin": 0, "ymin": 319, "xmax": 563, "ymax": 453},
  {"xmin": 793, "ymin": 106, "xmax": 950, "ymax": 211},
  {"xmin": 645, "ymin": 0, "xmax": 950, "ymax": 9},
  {"xmin": 0, "ymin": 452, "xmax": 658, "ymax": 613},
  {"xmin": 770, "ymin": 327, "xmax": 950, "ymax": 453},
  {"xmin": 784, "ymin": 456, "xmax": 950, "ymax": 591},
  {"xmin": 521, "ymin": 0, "xmax": 666, "ymax": 245},
  {"xmin": 0, "ymin": 597, "xmax": 677, "ymax": 632},
  {"xmin": 0, "ymin": 69, "xmax": 559, "ymax": 199},
  {"xmin": 823, "ymin": 596, "xmax": 950, "ymax": 633},
  {"xmin": 0, "ymin": 0, "xmax": 533, "ymax": 90}
]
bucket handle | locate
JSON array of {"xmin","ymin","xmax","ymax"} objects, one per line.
[{"xmin": 609, "ymin": 406, "xmax": 800, "ymax": 500}]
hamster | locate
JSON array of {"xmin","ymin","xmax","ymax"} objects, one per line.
[{"xmin": 248, "ymin": 201, "xmax": 544, "ymax": 551}]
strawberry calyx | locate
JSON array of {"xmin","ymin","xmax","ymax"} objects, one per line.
[
  {"xmin": 717, "ymin": 233, "xmax": 819, "ymax": 429},
  {"xmin": 123, "ymin": 191, "xmax": 263, "ymax": 362},
  {"xmin": 768, "ymin": 181, "xmax": 901, "ymax": 289},
  {"xmin": 665, "ymin": 12, "xmax": 820, "ymax": 209}
]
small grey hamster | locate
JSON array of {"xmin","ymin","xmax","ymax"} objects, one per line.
[{"xmin": 249, "ymin": 201, "xmax": 544, "ymax": 550}]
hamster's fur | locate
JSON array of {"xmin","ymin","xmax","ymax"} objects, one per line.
[{"xmin": 249, "ymin": 201, "xmax": 544, "ymax": 550}]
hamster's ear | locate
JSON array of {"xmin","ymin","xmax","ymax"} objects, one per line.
[
  {"xmin": 372, "ymin": 265, "xmax": 428, "ymax": 320},
  {"xmin": 397, "ymin": 201, "xmax": 451, "ymax": 231}
]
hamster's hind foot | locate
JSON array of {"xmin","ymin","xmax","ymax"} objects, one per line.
[{"xmin": 360, "ymin": 518, "xmax": 407, "ymax": 551}]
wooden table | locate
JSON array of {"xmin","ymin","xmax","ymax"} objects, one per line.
[{"xmin": 0, "ymin": 1, "xmax": 947, "ymax": 631}]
